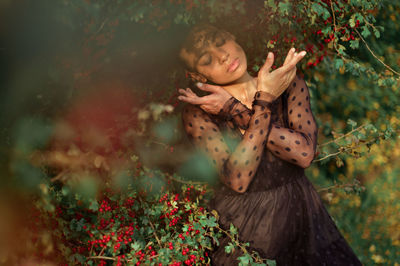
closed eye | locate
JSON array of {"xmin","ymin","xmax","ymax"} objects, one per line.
[{"xmin": 199, "ymin": 54, "xmax": 212, "ymax": 66}]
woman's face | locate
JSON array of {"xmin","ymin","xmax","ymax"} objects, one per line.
[{"xmin": 180, "ymin": 30, "xmax": 248, "ymax": 85}]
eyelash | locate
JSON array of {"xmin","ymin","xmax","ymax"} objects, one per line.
[
  {"xmin": 203, "ymin": 56, "xmax": 212, "ymax": 65},
  {"xmin": 200, "ymin": 37, "xmax": 226, "ymax": 66}
]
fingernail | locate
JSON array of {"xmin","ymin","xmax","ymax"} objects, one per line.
[
  {"xmin": 300, "ymin": 51, "xmax": 306, "ymax": 56},
  {"xmin": 196, "ymin": 82, "xmax": 203, "ymax": 87},
  {"xmin": 267, "ymin": 52, "xmax": 272, "ymax": 58},
  {"xmin": 291, "ymin": 48, "xmax": 295, "ymax": 53}
]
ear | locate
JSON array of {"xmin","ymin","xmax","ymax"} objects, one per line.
[{"xmin": 185, "ymin": 70, "xmax": 208, "ymax": 83}]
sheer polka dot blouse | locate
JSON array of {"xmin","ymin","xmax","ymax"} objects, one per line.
[
  {"xmin": 217, "ymin": 75, "xmax": 318, "ymax": 168},
  {"xmin": 182, "ymin": 91, "xmax": 276, "ymax": 193}
]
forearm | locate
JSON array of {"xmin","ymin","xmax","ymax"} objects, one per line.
[
  {"xmin": 218, "ymin": 76, "xmax": 318, "ymax": 168},
  {"xmin": 221, "ymin": 91, "xmax": 275, "ymax": 193}
]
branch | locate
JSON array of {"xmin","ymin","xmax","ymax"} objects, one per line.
[
  {"xmin": 148, "ymin": 216, "xmax": 162, "ymax": 247},
  {"xmin": 87, "ymin": 255, "xmax": 116, "ymax": 261},
  {"xmin": 318, "ymin": 123, "xmax": 368, "ymax": 147},
  {"xmin": 210, "ymin": 225, "xmax": 265, "ymax": 263},
  {"xmin": 314, "ymin": 133, "xmax": 385, "ymax": 163},
  {"xmin": 354, "ymin": 28, "xmax": 400, "ymax": 78},
  {"xmin": 94, "ymin": 19, "xmax": 109, "ymax": 36},
  {"xmin": 317, "ymin": 180, "xmax": 364, "ymax": 193},
  {"xmin": 313, "ymin": 151, "xmax": 341, "ymax": 162},
  {"xmin": 166, "ymin": 173, "xmax": 207, "ymax": 185}
]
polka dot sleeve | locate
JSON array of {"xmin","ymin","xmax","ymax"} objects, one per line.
[
  {"xmin": 267, "ymin": 76, "xmax": 318, "ymax": 168},
  {"xmin": 218, "ymin": 75, "xmax": 318, "ymax": 168},
  {"xmin": 182, "ymin": 91, "xmax": 275, "ymax": 193},
  {"xmin": 217, "ymin": 93, "xmax": 279, "ymax": 130}
]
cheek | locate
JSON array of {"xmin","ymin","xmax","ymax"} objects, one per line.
[{"xmin": 236, "ymin": 45, "xmax": 246, "ymax": 61}]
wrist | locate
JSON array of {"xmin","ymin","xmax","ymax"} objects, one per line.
[
  {"xmin": 254, "ymin": 91, "xmax": 277, "ymax": 102},
  {"xmin": 217, "ymin": 96, "xmax": 238, "ymax": 120}
]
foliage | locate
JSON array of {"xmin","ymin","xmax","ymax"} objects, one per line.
[{"xmin": 1, "ymin": 0, "xmax": 400, "ymax": 265}]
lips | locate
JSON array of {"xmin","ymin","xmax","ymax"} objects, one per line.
[{"xmin": 228, "ymin": 58, "xmax": 240, "ymax": 72}]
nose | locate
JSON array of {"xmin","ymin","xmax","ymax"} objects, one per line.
[{"xmin": 215, "ymin": 49, "xmax": 229, "ymax": 64}]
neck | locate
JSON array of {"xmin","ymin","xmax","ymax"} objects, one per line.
[
  {"xmin": 223, "ymin": 71, "xmax": 257, "ymax": 105},
  {"xmin": 225, "ymin": 71, "xmax": 254, "ymax": 86}
]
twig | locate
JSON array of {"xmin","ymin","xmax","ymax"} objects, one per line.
[
  {"xmin": 211, "ymin": 223, "xmax": 265, "ymax": 263},
  {"xmin": 317, "ymin": 181, "xmax": 364, "ymax": 193},
  {"xmin": 313, "ymin": 151, "xmax": 341, "ymax": 162},
  {"xmin": 318, "ymin": 123, "xmax": 367, "ymax": 147},
  {"xmin": 330, "ymin": 0, "xmax": 338, "ymax": 50},
  {"xmin": 94, "ymin": 19, "xmax": 109, "ymax": 35},
  {"xmin": 50, "ymin": 169, "xmax": 69, "ymax": 182},
  {"xmin": 166, "ymin": 174, "xmax": 207, "ymax": 185},
  {"xmin": 314, "ymin": 134, "xmax": 383, "ymax": 163},
  {"xmin": 87, "ymin": 255, "xmax": 116, "ymax": 261},
  {"xmin": 138, "ymin": 197, "xmax": 163, "ymax": 248},
  {"xmin": 98, "ymin": 245, "xmax": 107, "ymax": 257},
  {"xmin": 148, "ymin": 217, "xmax": 162, "ymax": 247},
  {"xmin": 354, "ymin": 28, "xmax": 400, "ymax": 77}
]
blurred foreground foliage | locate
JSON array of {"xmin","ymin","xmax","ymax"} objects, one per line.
[{"xmin": 1, "ymin": 0, "xmax": 399, "ymax": 265}]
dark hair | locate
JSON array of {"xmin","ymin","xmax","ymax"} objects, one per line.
[{"xmin": 179, "ymin": 23, "xmax": 233, "ymax": 71}]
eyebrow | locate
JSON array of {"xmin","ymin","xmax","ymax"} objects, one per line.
[{"xmin": 189, "ymin": 30, "xmax": 225, "ymax": 68}]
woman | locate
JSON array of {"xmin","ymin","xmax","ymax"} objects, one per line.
[{"xmin": 178, "ymin": 24, "xmax": 361, "ymax": 265}]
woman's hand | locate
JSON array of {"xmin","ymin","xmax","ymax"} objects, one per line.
[
  {"xmin": 257, "ymin": 48, "xmax": 306, "ymax": 99},
  {"xmin": 177, "ymin": 83, "xmax": 233, "ymax": 115}
]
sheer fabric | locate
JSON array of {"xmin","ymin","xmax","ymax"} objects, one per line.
[
  {"xmin": 182, "ymin": 90, "xmax": 276, "ymax": 193},
  {"xmin": 217, "ymin": 75, "xmax": 318, "ymax": 169},
  {"xmin": 181, "ymin": 75, "xmax": 362, "ymax": 265}
]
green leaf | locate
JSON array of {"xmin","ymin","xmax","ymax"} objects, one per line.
[
  {"xmin": 206, "ymin": 216, "xmax": 217, "ymax": 227},
  {"xmin": 311, "ymin": 3, "xmax": 324, "ymax": 16},
  {"xmin": 264, "ymin": 0, "xmax": 277, "ymax": 12},
  {"xmin": 334, "ymin": 58, "xmax": 344, "ymax": 70},
  {"xmin": 224, "ymin": 242, "xmax": 235, "ymax": 254},
  {"xmin": 361, "ymin": 26, "xmax": 371, "ymax": 38},
  {"xmin": 89, "ymin": 200, "xmax": 99, "ymax": 211},
  {"xmin": 237, "ymin": 253, "xmax": 252, "ymax": 265},
  {"xmin": 349, "ymin": 17, "xmax": 355, "ymax": 28},
  {"xmin": 266, "ymin": 259, "xmax": 277, "ymax": 266},
  {"xmin": 229, "ymin": 223, "xmax": 238, "ymax": 235},
  {"xmin": 350, "ymin": 40, "xmax": 359, "ymax": 49},
  {"xmin": 277, "ymin": 2, "xmax": 291, "ymax": 16},
  {"xmin": 347, "ymin": 119, "xmax": 357, "ymax": 128},
  {"xmin": 373, "ymin": 28, "xmax": 380, "ymax": 38}
]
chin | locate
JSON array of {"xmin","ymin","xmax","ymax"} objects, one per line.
[{"xmin": 230, "ymin": 64, "xmax": 248, "ymax": 83}]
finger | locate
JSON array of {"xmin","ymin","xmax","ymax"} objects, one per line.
[
  {"xmin": 178, "ymin": 94, "xmax": 209, "ymax": 105},
  {"xmin": 283, "ymin": 47, "xmax": 295, "ymax": 66},
  {"xmin": 281, "ymin": 51, "xmax": 306, "ymax": 71},
  {"xmin": 196, "ymin": 82, "xmax": 221, "ymax": 93},
  {"xmin": 289, "ymin": 51, "xmax": 306, "ymax": 68},
  {"xmin": 179, "ymin": 88, "xmax": 190, "ymax": 96},
  {"xmin": 185, "ymin": 88, "xmax": 198, "ymax": 97},
  {"xmin": 179, "ymin": 88, "xmax": 195, "ymax": 98},
  {"xmin": 177, "ymin": 95, "xmax": 199, "ymax": 104},
  {"xmin": 259, "ymin": 52, "xmax": 274, "ymax": 74}
]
